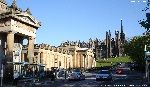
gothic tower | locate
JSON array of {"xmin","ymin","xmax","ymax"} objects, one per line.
[
  {"xmin": 106, "ymin": 31, "xmax": 109, "ymax": 58},
  {"xmin": 108, "ymin": 30, "xmax": 111, "ymax": 58},
  {"xmin": 120, "ymin": 19, "xmax": 125, "ymax": 56},
  {"xmin": 120, "ymin": 19, "xmax": 125, "ymax": 43},
  {"xmin": 115, "ymin": 30, "xmax": 120, "ymax": 57}
]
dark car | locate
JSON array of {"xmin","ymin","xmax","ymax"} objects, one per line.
[{"xmin": 96, "ymin": 70, "xmax": 112, "ymax": 81}]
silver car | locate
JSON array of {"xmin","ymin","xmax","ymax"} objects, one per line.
[{"xmin": 68, "ymin": 72, "xmax": 85, "ymax": 81}]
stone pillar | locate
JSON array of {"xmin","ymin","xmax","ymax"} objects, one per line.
[
  {"xmin": 21, "ymin": 53, "xmax": 24, "ymax": 62},
  {"xmin": 27, "ymin": 36, "xmax": 35, "ymax": 63},
  {"xmin": 4, "ymin": 31, "xmax": 14, "ymax": 82},
  {"xmin": 86, "ymin": 55, "xmax": 88, "ymax": 69},
  {"xmin": 37, "ymin": 52, "xmax": 40, "ymax": 64},
  {"xmin": 78, "ymin": 54, "xmax": 81, "ymax": 68},
  {"xmin": 79, "ymin": 54, "xmax": 81, "ymax": 68},
  {"xmin": 83, "ymin": 54, "xmax": 86, "ymax": 70},
  {"xmin": 7, "ymin": 31, "xmax": 14, "ymax": 52},
  {"xmin": 73, "ymin": 52, "xmax": 77, "ymax": 68},
  {"xmin": 40, "ymin": 52, "xmax": 43, "ymax": 64},
  {"xmin": 84, "ymin": 55, "xmax": 87, "ymax": 69}
]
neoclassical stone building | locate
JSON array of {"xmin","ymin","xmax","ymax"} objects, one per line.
[
  {"xmin": 59, "ymin": 44, "xmax": 96, "ymax": 69},
  {"xmin": 22, "ymin": 44, "xmax": 73, "ymax": 71},
  {"xmin": 0, "ymin": 0, "xmax": 41, "ymax": 81},
  {"xmin": 22, "ymin": 43, "xmax": 96, "ymax": 71}
]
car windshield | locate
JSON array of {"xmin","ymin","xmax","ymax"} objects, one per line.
[
  {"xmin": 98, "ymin": 70, "xmax": 110, "ymax": 74},
  {"xmin": 73, "ymin": 69, "xmax": 80, "ymax": 72}
]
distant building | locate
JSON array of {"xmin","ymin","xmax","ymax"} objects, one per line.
[
  {"xmin": 60, "ymin": 19, "xmax": 126, "ymax": 60},
  {"xmin": 59, "ymin": 44, "xmax": 96, "ymax": 69}
]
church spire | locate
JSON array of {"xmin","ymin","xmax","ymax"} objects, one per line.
[
  {"xmin": 120, "ymin": 19, "xmax": 125, "ymax": 42},
  {"xmin": 121, "ymin": 19, "xmax": 123, "ymax": 34}
]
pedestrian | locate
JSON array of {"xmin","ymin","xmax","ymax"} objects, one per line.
[
  {"xmin": 50, "ymin": 70, "xmax": 55, "ymax": 81},
  {"xmin": 13, "ymin": 70, "xmax": 19, "ymax": 86}
]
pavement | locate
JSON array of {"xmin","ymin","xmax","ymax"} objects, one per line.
[{"xmin": 1, "ymin": 76, "xmax": 68, "ymax": 87}]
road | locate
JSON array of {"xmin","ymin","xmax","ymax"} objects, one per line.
[{"xmin": 38, "ymin": 70, "xmax": 149, "ymax": 87}]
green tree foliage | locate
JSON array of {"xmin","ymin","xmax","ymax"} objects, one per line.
[
  {"xmin": 124, "ymin": 0, "xmax": 150, "ymax": 71},
  {"xmin": 139, "ymin": 0, "xmax": 150, "ymax": 33},
  {"xmin": 124, "ymin": 34, "xmax": 150, "ymax": 71}
]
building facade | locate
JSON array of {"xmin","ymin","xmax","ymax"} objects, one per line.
[
  {"xmin": 59, "ymin": 43, "xmax": 96, "ymax": 69},
  {"xmin": 22, "ymin": 44, "xmax": 73, "ymax": 71},
  {"xmin": 22, "ymin": 43, "xmax": 96, "ymax": 71},
  {"xmin": 0, "ymin": 0, "xmax": 41, "ymax": 81}
]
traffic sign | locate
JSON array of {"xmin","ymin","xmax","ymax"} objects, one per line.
[
  {"xmin": 144, "ymin": 58, "xmax": 150, "ymax": 60},
  {"xmin": 145, "ymin": 51, "xmax": 150, "ymax": 56}
]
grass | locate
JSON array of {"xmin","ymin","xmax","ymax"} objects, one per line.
[{"xmin": 96, "ymin": 56, "xmax": 132, "ymax": 67}]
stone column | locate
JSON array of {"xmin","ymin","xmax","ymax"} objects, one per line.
[
  {"xmin": 7, "ymin": 31, "xmax": 14, "ymax": 53},
  {"xmin": 77, "ymin": 54, "xmax": 79, "ymax": 68},
  {"xmin": 73, "ymin": 51, "xmax": 77, "ymax": 68},
  {"xmin": 37, "ymin": 52, "xmax": 40, "ymax": 64},
  {"xmin": 40, "ymin": 52, "xmax": 43, "ymax": 64},
  {"xmin": 4, "ymin": 31, "xmax": 14, "ymax": 82},
  {"xmin": 86, "ymin": 55, "xmax": 88, "ymax": 69},
  {"xmin": 21, "ymin": 53, "xmax": 24, "ymax": 62},
  {"xmin": 79, "ymin": 54, "xmax": 81, "ymax": 68},
  {"xmin": 83, "ymin": 54, "xmax": 86, "ymax": 70},
  {"xmin": 84, "ymin": 54, "xmax": 87, "ymax": 69},
  {"xmin": 27, "ymin": 36, "xmax": 35, "ymax": 63}
]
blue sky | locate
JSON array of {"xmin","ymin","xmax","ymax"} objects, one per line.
[{"xmin": 7, "ymin": 0, "xmax": 147, "ymax": 46}]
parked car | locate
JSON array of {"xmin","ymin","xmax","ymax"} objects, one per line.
[
  {"xmin": 71, "ymin": 69, "xmax": 81, "ymax": 74},
  {"xmin": 58, "ymin": 69, "xmax": 65, "ymax": 77},
  {"xmin": 96, "ymin": 70, "xmax": 112, "ymax": 81},
  {"xmin": 77, "ymin": 73, "xmax": 85, "ymax": 80},
  {"xmin": 114, "ymin": 68, "xmax": 127, "ymax": 79},
  {"xmin": 115, "ymin": 68, "xmax": 124, "ymax": 74},
  {"xmin": 68, "ymin": 72, "xmax": 85, "ymax": 81}
]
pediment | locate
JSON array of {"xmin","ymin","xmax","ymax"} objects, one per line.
[{"xmin": 15, "ymin": 12, "xmax": 41, "ymax": 27}]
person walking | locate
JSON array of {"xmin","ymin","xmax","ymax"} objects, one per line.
[
  {"xmin": 50, "ymin": 70, "xmax": 55, "ymax": 81},
  {"xmin": 13, "ymin": 70, "xmax": 19, "ymax": 86}
]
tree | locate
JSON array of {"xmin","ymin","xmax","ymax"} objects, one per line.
[
  {"xmin": 124, "ymin": 0, "xmax": 150, "ymax": 71},
  {"xmin": 124, "ymin": 34, "xmax": 150, "ymax": 71},
  {"xmin": 139, "ymin": 0, "xmax": 150, "ymax": 34}
]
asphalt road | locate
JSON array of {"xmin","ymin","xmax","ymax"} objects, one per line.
[{"xmin": 39, "ymin": 70, "xmax": 148, "ymax": 87}]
